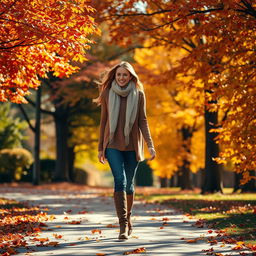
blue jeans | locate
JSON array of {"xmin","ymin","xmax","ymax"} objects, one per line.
[{"xmin": 105, "ymin": 148, "xmax": 138, "ymax": 194}]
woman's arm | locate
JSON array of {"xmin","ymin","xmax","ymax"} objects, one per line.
[
  {"xmin": 138, "ymin": 91, "xmax": 155, "ymax": 160},
  {"xmin": 98, "ymin": 92, "xmax": 107, "ymax": 163}
]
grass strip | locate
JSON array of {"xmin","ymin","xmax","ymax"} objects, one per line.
[{"xmin": 136, "ymin": 189, "xmax": 256, "ymax": 246}]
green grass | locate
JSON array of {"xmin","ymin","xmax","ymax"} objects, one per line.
[{"xmin": 136, "ymin": 188, "xmax": 256, "ymax": 245}]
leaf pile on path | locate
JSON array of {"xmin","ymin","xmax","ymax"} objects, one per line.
[{"xmin": 0, "ymin": 198, "xmax": 51, "ymax": 255}]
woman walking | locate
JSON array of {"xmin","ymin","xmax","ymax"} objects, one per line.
[{"xmin": 96, "ymin": 61, "xmax": 156, "ymax": 240}]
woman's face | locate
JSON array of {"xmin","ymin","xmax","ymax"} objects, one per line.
[{"xmin": 115, "ymin": 67, "xmax": 131, "ymax": 87}]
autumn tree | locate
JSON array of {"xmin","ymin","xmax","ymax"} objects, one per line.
[
  {"xmin": 93, "ymin": 0, "xmax": 256, "ymax": 191},
  {"xmin": 0, "ymin": 0, "xmax": 99, "ymax": 103},
  {"xmin": 134, "ymin": 45, "xmax": 205, "ymax": 189}
]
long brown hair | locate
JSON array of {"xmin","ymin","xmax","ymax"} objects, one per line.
[{"xmin": 94, "ymin": 61, "xmax": 144, "ymax": 105}]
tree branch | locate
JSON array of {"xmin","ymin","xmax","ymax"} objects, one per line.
[
  {"xmin": 221, "ymin": 108, "xmax": 230, "ymax": 122},
  {"xmin": 188, "ymin": 6, "xmax": 224, "ymax": 15},
  {"xmin": 0, "ymin": 38, "xmax": 20, "ymax": 45},
  {"xmin": 0, "ymin": 39, "xmax": 50, "ymax": 50},
  {"xmin": 235, "ymin": 0, "xmax": 256, "ymax": 18},
  {"xmin": 107, "ymin": 8, "xmax": 174, "ymax": 18},
  {"xmin": 17, "ymin": 104, "xmax": 35, "ymax": 133},
  {"xmin": 25, "ymin": 96, "xmax": 55, "ymax": 116}
]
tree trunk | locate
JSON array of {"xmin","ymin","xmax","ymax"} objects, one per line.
[
  {"xmin": 169, "ymin": 176, "xmax": 175, "ymax": 187},
  {"xmin": 233, "ymin": 172, "xmax": 242, "ymax": 193},
  {"xmin": 179, "ymin": 160, "xmax": 193, "ymax": 190},
  {"xmin": 160, "ymin": 177, "xmax": 169, "ymax": 187},
  {"xmin": 68, "ymin": 146, "xmax": 75, "ymax": 182},
  {"xmin": 53, "ymin": 106, "xmax": 70, "ymax": 181},
  {"xmin": 202, "ymin": 108, "xmax": 223, "ymax": 193},
  {"xmin": 33, "ymin": 87, "xmax": 41, "ymax": 185}
]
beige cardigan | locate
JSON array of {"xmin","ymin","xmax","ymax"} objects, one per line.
[{"xmin": 98, "ymin": 88, "xmax": 154, "ymax": 161}]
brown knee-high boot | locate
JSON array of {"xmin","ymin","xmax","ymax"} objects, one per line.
[
  {"xmin": 114, "ymin": 191, "xmax": 128, "ymax": 240},
  {"xmin": 127, "ymin": 193, "xmax": 134, "ymax": 236}
]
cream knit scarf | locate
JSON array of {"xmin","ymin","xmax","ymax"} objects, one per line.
[{"xmin": 109, "ymin": 80, "xmax": 139, "ymax": 145}]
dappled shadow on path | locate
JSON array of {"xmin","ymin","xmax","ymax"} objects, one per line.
[{"xmin": 0, "ymin": 186, "xmax": 248, "ymax": 256}]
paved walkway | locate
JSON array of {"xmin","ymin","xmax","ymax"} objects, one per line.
[{"xmin": 0, "ymin": 187, "xmax": 251, "ymax": 256}]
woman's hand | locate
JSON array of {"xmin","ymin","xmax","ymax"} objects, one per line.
[
  {"xmin": 98, "ymin": 151, "xmax": 106, "ymax": 164},
  {"xmin": 148, "ymin": 147, "xmax": 156, "ymax": 160}
]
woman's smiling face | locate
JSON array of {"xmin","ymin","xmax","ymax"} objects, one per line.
[{"xmin": 115, "ymin": 67, "xmax": 131, "ymax": 87}]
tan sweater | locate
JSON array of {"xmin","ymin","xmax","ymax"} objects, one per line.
[{"xmin": 98, "ymin": 88, "xmax": 154, "ymax": 161}]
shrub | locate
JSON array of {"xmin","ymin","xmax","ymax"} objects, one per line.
[
  {"xmin": 73, "ymin": 167, "xmax": 89, "ymax": 184},
  {"xmin": 136, "ymin": 160, "xmax": 154, "ymax": 186},
  {"xmin": 0, "ymin": 148, "xmax": 33, "ymax": 182},
  {"xmin": 21, "ymin": 159, "xmax": 56, "ymax": 182}
]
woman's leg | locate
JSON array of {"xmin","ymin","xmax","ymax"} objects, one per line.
[
  {"xmin": 123, "ymin": 151, "xmax": 138, "ymax": 236},
  {"xmin": 105, "ymin": 148, "xmax": 127, "ymax": 192},
  {"xmin": 105, "ymin": 148, "xmax": 128, "ymax": 239}
]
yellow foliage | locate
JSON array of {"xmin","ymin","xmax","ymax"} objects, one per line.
[{"xmin": 135, "ymin": 43, "xmax": 204, "ymax": 178}]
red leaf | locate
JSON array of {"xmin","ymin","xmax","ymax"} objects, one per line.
[
  {"xmin": 91, "ymin": 229, "xmax": 102, "ymax": 234},
  {"xmin": 39, "ymin": 222, "xmax": 48, "ymax": 227},
  {"xmin": 123, "ymin": 247, "xmax": 146, "ymax": 255}
]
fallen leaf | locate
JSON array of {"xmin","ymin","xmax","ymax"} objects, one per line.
[
  {"xmin": 53, "ymin": 234, "xmax": 62, "ymax": 239},
  {"xmin": 46, "ymin": 241, "xmax": 59, "ymax": 247},
  {"xmin": 193, "ymin": 219, "xmax": 205, "ymax": 228},
  {"xmin": 202, "ymin": 247, "xmax": 214, "ymax": 252},
  {"xmin": 78, "ymin": 210, "xmax": 88, "ymax": 214},
  {"xmin": 106, "ymin": 224, "xmax": 118, "ymax": 228},
  {"xmin": 67, "ymin": 221, "xmax": 81, "ymax": 224},
  {"xmin": 91, "ymin": 229, "xmax": 102, "ymax": 234},
  {"xmin": 33, "ymin": 237, "xmax": 49, "ymax": 243},
  {"xmin": 186, "ymin": 239, "xmax": 198, "ymax": 243},
  {"xmin": 123, "ymin": 247, "xmax": 146, "ymax": 255},
  {"xmin": 208, "ymin": 240, "xmax": 218, "ymax": 245}
]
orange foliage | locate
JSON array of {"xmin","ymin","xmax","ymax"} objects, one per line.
[{"xmin": 0, "ymin": 0, "xmax": 99, "ymax": 103}]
